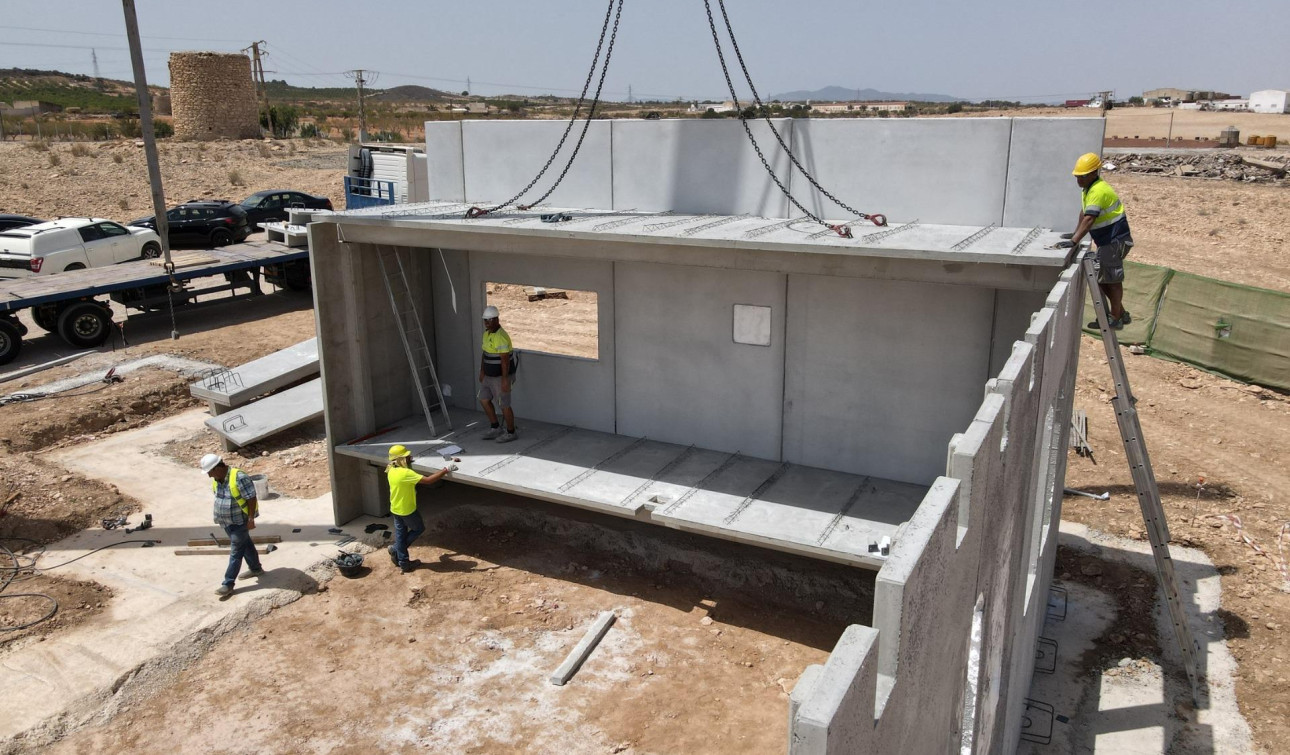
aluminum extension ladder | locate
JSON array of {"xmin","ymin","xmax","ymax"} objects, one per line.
[
  {"xmin": 375, "ymin": 245, "xmax": 452, "ymax": 435},
  {"xmin": 1080, "ymin": 252, "xmax": 1201, "ymax": 703}
]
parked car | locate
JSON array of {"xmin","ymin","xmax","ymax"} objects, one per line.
[
  {"xmin": 0, "ymin": 214, "xmax": 44, "ymax": 232},
  {"xmin": 238, "ymin": 189, "xmax": 333, "ymax": 229},
  {"xmin": 0, "ymin": 218, "xmax": 161, "ymax": 279},
  {"xmin": 129, "ymin": 201, "xmax": 251, "ymax": 247}
]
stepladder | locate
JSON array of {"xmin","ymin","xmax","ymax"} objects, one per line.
[
  {"xmin": 1079, "ymin": 251, "xmax": 1202, "ymax": 702},
  {"xmin": 375, "ymin": 245, "xmax": 452, "ymax": 435}
]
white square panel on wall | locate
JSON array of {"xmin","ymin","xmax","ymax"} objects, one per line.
[{"xmin": 733, "ymin": 304, "xmax": 772, "ymax": 346}]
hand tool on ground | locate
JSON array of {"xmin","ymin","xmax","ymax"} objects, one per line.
[
  {"xmin": 125, "ymin": 514, "xmax": 153, "ymax": 534},
  {"xmin": 1063, "ymin": 487, "xmax": 1110, "ymax": 501}
]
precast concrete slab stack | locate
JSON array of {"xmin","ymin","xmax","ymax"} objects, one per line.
[{"xmin": 168, "ymin": 52, "xmax": 260, "ymax": 141}]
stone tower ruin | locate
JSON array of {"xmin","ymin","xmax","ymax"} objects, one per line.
[{"xmin": 168, "ymin": 52, "xmax": 260, "ymax": 141}]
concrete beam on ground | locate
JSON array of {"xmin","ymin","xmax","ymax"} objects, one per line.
[{"xmin": 203, "ymin": 377, "xmax": 323, "ymax": 448}]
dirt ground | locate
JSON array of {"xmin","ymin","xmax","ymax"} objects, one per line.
[
  {"xmin": 947, "ymin": 107, "xmax": 1290, "ymax": 143},
  {"xmin": 42, "ymin": 500, "xmax": 858, "ymax": 755},
  {"xmin": 0, "ymin": 139, "xmax": 346, "ymax": 221},
  {"xmin": 487, "ymin": 283, "xmax": 599, "ymax": 360},
  {"xmin": 0, "ymin": 131, "xmax": 1288, "ymax": 752}
]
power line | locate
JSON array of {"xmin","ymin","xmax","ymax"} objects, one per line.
[{"xmin": 1, "ymin": 25, "xmax": 247, "ymax": 43}]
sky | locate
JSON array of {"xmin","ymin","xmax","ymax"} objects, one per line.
[{"xmin": 1, "ymin": 0, "xmax": 1287, "ymax": 103}]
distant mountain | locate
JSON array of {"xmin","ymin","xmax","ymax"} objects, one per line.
[
  {"xmin": 372, "ymin": 85, "xmax": 454, "ymax": 102},
  {"xmin": 769, "ymin": 86, "xmax": 962, "ymax": 103}
]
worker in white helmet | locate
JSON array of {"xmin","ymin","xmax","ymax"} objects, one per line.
[
  {"xmin": 478, "ymin": 304, "xmax": 518, "ymax": 442},
  {"xmin": 201, "ymin": 453, "xmax": 262, "ymax": 597}
]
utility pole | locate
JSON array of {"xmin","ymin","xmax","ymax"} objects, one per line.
[
  {"xmin": 245, "ymin": 41, "xmax": 273, "ymax": 138},
  {"xmin": 346, "ymin": 69, "xmax": 376, "ymax": 142},
  {"xmin": 121, "ymin": 0, "xmax": 174, "ymax": 336},
  {"xmin": 628, "ymin": 84, "xmax": 633, "ymax": 104},
  {"xmin": 91, "ymin": 48, "xmax": 103, "ymax": 89},
  {"xmin": 466, "ymin": 75, "xmax": 471, "ymax": 97}
]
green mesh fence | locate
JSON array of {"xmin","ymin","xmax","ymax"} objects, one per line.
[{"xmin": 1081, "ymin": 260, "xmax": 1290, "ymax": 390}]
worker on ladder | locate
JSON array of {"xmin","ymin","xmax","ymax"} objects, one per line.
[
  {"xmin": 1067, "ymin": 153, "xmax": 1134, "ymax": 329},
  {"xmin": 479, "ymin": 305, "xmax": 518, "ymax": 442}
]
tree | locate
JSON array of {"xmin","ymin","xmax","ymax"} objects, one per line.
[
  {"xmin": 946, "ymin": 102, "xmax": 965, "ymax": 114},
  {"xmin": 1128, "ymin": 96, "xmax": 1144, "ymax": 106},
  {"xmin": 259, "ymin": 104, "xmax": 299, "ymax": 138}
]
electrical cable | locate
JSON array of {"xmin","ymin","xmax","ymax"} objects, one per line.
[{"xmin": 1, "ymin": 538, "xmax": 159, "ymax": 632}]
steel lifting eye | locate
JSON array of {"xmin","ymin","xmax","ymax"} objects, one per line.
[
  {"xmin": 869, "ymin": 214, "xmax": 888, "ymax": 227},
  {"xmin": 465, "ymin": 207, "xmax": 489, "ymax": 219}
]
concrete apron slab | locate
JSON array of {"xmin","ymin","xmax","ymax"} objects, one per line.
[
  {"xmin": 1021, "ymin": 522, "xmax": 1251, "ymax": 754},
  {"xmin": 0, "ymin": 408, "xmax": 378, "ymax": 747}
]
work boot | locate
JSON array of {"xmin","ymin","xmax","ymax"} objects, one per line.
[
  {"xmin": 238, "ymin": 568, "xmax": 265, "ymax": 581},
  {"xmin": 400, "ymin": 560, "xmax": 419, "ymax": 574},
  {"xmin": 1121, "ymin": 310, "xmax": 1132, "ymax": 325},
  {"xmin": 387, "ymin": 545, "xmax": 399, "ymax": 567},
  {"xmin": 482, "ymin": 426, "xmax": 502, "ymax": 440},
  {"xmin": 215, "ymin": 584, "xmax": 233, "ymax": 596},
  {"xmin": 497, "ymin": 430, "xmax": 517, "ymax": 443}
]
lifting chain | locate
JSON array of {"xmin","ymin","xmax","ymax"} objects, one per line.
[
  {"xmin": 702, "ymin": 0, "xmax": 886, "ymax": 237},
  {"xmin": 466, "ymin": 0, "xmax": 624, "ymax": 220}
]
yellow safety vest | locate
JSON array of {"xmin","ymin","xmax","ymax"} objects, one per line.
[{"xmin": 212, "ymin": 467, "xmax": 253, "ymax": 516}]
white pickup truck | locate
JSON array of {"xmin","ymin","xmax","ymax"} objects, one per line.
[{"xmin": 0, "ymin": 217, "xmax": 162, "ymax": 279}]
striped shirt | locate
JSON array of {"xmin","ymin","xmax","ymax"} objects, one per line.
[{"xmin": 212, "ymin": 469, "xmax": 255, "ymax": 527}]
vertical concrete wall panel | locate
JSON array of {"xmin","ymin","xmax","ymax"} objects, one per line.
[
  {"xmin": 1002, "ymin": 118, "xmax": 1106, "ymax": 230},
  {"xmin": 431, "ymin": 247, "xmax": 477, "ymax": 410},
  {"xmin": 460, "ymin": 121, "xmax": 612, "ymax": 208},
  {"xmin": 790, "ymin": 626, "xmax": 882, "ymax": 754},
  {"xmin": 610, "ymin": 119, "xmax": 794, "ymax": 216},
  {"xmin": 615, "ymin": 261, "xmax": 785, "ymax": 458},
  {"xmin": 783, "ymin": 275, "xmax": 994, "ymax": 485},
  {"xmin": 425, "ymin": 122, "xmax": 466, "ymax": 201},
  {"xmin": 791, "ymin": 118, "xmax": 1013, "ymax": 226}
]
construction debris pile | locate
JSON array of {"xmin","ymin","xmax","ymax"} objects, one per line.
[{"xmin": 1106, "ymin": 152, "xmax": 1289, "ymax": 184}]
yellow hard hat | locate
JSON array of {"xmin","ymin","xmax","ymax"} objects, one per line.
[
  {"xmin": 387, "ymin": 444, "xmax": 412, "ymax": 461},
  {"xmin": 1072, "ymin": 153, "xmax": 1102, "ymax": 176}
]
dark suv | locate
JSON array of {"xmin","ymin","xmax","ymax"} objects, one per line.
[
  {"xmin": 0, "ymin": 214, "xmax": 44, "ymax": 232},
  {"xmin": 129, "ymin": 201, "xmax": 250, "ymax": 247},
  {"xmin": 239, "ymin": 190, "xmax": 333, "ymax": 229}
]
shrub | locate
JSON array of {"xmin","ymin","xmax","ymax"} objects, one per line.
[
  {"xmin": 112, "ymin": 153, "xmax": 124, "ymax": 164},
  {"xmin": 257, "ymin": 143, "xmax": 272, "ymax": 159},
  {"xmin": 153, "ymin": 120, "xmax": 174, "ymax": 138},
  {"xmin": 227, "ymin": 169, "xmax": 245, "ymax": 186},
  {"xmin": 946, "ymin": 102, "xmax": 965, "ymax": 114},
  {"xmin": 26, "ymin": 140, "xmax": 49, "ymax": 152},
  {"xmin": 70, "ymin": 143, "xmax": 92, "ymax": 157},
  {"xmin": 118, "ymin": 198, "xmax": 129, "ymax": 211},
  {"xmin": 118, "ymin": 119, "xmax": 142, "ymax": 138},
  {"xmin": 299, "ymin": 123, "xmax": 319, "ymax": 138},
  {"xmin": 48, "ymin": 152, "xmax": 61, "ymax": 167}
]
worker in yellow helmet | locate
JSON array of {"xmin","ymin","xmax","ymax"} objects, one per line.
[
  {"xmin": 1068, "ymin": 152, "xmax": 1134, "ymax": 329},
  {"xmin": 385, "ymin": 444, "xmax": 456, "ymax": 573}
]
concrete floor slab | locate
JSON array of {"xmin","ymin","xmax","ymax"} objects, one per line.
[
  {"xmin": 0, "ymin": 408, "xmax": 366, "ymax": 747},
  {"xmin": 188, "ymin": 337, "xmax": 317, "ymax": 408},
  {"xmin": 336, "ymin": 409, "xmax": 925, "ymax": 568},
  {"xmin": 203, "ymin": 377, "xmax": 323, "ymax": 447}
]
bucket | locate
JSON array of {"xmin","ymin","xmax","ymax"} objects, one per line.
[
  {"xmin": 249, "ymin": 474, "xmax": 269, "ymax": 499},
  {"xmin": 334, "ymin": 552, "xmax": 364, "ymax": 578}
]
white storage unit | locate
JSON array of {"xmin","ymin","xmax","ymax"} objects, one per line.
[
  {"xmin": 347, "ymin": 144, "xmax": 429, "ymax": 204},
  {"xmin": 1250, "ymin": 89, "xmax": 1290, "ymax": 114}
]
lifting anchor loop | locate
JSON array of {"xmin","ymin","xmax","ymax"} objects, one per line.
[
  {"xmin": 465, "ymin": 207, "xmax": 490, "ymax": 219},
  {"xmin": 867, "ymin": 214, "xmax": 888, "ymax": 227},
  {"xmin": 827, "ymin": 224, "xmax": 853, "ymax": 239}
]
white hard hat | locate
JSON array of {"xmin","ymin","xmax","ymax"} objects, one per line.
[
  {"xmin": 482, "ymin": 305, "xmax": 499, "ymax": 320},
  {"xmin": 200, "ymin": 453, "xmax": 223, "ymax": 473}
]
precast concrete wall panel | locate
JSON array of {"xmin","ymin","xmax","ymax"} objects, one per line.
[
  {"xmin": 430, "ymin": 247, "xmax": 477, "ymax": 410},
  {"xmin": 614, "ymin": 261, "xmax": 785, "ymax": 459},
  {"xmin": 468, "ymin": 251, "xmax": 616, "ymax": 433},
  {"xmin": 610, "ymin": 119, "xmax": 794, "ymax": 217},
  {"xmin": 425, "ymin": 122, "xmax": 466, "ymax": 201},
  {"xmin": 790, "ymin": 118, "xmax": 1013, "ymax": 226},
  {"xmin": 989, "ymin": 289, "xmax": 1049, "ymax": 378},
  {"xmin": 782, "ymin": 274, "xmax": 994, "ymax": 485},
  {"xmin": 1002, "ymin": 118, "xmax": 1106, "ymax": 230},
  {"xmin": 461, "ymin": 121, "xmax": 613, "ymax": 208}
]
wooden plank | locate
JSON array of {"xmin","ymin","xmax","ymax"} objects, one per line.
[
  {"xmin": 151, "ymin": 252, "xmax": 218, "ymax": 269},
  {"xmin": 549, "ymin": 611, "xmax": 616, "ymax": 686},
  {"xmin": 173, "ymin": 546, "xmax": 271, "ymax": 556},
  {"xmin": 186, "ymin": 535, "xmax": 282, "ymax": 547}
]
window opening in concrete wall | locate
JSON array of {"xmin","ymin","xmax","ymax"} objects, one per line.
[
  {"xmin": 485, "ymin": 282, "xmax": 599, "ymax": 360},
  {"xmin": 732, "ymin": 303, "xmax": 772, "ymax": 346},
  {"xmin": 959, "ymin": 593, "xmax": 986, "ymax": 755}
]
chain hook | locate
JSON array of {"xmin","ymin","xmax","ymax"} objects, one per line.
[
  {"xmin": 828, "ymin": 224, "xmax": 853, "ymax": 239},
  {"xmin": 465, "ymin": 207, "xmax": 489, "ymax": 219},
  {"xmin": 868, "ymin": 214, "xmax": 888, "ymax": 227}
]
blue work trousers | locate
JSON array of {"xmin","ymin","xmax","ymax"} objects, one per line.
[
  {"xmin": 222, "ymin": 522, "xmax": 263, "ymax": 587},
  {"xmin": 392, "ymin": 510, "xmax": 425, "ymax": 566}
]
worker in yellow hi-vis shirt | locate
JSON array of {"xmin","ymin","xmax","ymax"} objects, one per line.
[
  {"xmin": 479, "ymin": 304, "xmax": 518, "ymax": 442},
  {"xmin": 1067, "ymin": 152, "xmax": 1135, "ymax": 329},
  {"xmin": 385, "ymin": 444, "xmax": 455, "ymax": 574}
]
